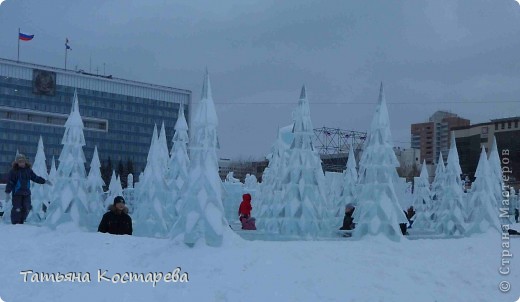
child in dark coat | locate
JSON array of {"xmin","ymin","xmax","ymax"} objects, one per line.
[
  {"xmin": 4, "ymin": 154, "xmax": 52, "ymax": 224},
  {"xmin": 98, "ymin": 196, "xmax": 133, "ymax": 235},
  {"xmin": 340, "ymin": 204, "xmax": 356, "ymax": 230}
]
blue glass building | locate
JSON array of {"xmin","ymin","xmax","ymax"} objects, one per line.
[{"xmin": 0, "ymin": 57, "xmax": 191, "ymax": 181}]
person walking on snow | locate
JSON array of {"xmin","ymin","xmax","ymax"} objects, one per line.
[{"xmin": 4, "ymin": 154, "xmax": 52, "ymax": 224}]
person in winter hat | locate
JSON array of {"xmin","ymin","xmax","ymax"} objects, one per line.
[
  {"xmin": 4, "ymin": 154, "xmax": 52, "ymax": 224},
  {"xmin": 98, "ymin": 196, "xmax": 132, "ymax": 235},
  {"xmin": 238, "ymin": 193, "xmax": 253, "ymax": 220}
]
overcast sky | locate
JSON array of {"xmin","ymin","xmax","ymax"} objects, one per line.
[{"xmin": 1, "ymin": 0, "xmax": 520, "ymax": 160}]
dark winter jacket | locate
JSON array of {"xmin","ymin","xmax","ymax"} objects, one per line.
[
  {"xmin": 98, "ymin": 205, "xmax": 133, "ymax": 235},
  {"xmin": 5, "ymin": 163, "xmax": 46, "ymax": 196},
  {"xmin": 340, "ymin": 207, "xmax": 355, "ymax": 230},
  {"xmin": 238, "ymin": 194, "xmax": 252, "ymax": 217}
]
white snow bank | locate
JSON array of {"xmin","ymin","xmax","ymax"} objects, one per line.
[{"xmin": 0, "ymin": 224, "xmax": 518, "ymax": 302}]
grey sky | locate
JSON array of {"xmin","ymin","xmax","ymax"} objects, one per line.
[{"xmin": 1, "ymin": 0, "xmax": 520, "ymax": 160}]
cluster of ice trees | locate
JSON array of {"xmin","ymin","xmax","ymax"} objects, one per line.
[
  {"xmin": 3, "ymin": 73, "xmax": 515, "ymax": 245},
  {"xmin": 414, "ymin": 135, "xmax": 514, "ymax": 237},
  {"xmin": 2, "ymin": 71, "xmax": 232, "ymax": 247},
  {"xmin": 254, "ymin": 83, "xmax": 514, "ymax": 240}
]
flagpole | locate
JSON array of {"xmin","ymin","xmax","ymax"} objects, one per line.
[
  {"xmin": 17, "ymin": 28, "xmax": 20, "ymax": 62},
  {"xmin": 65, "ymin": 46, "xmax": 67, "ymax": 70}
]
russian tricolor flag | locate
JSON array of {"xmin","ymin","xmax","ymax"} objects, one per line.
[{"xmin": 19, "ymin": 32, "xmax": 34, "ymax": 41}]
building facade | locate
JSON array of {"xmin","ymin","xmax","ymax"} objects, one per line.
[
  {"xmin": 0, "ymin": 58, "xmax": 191, "ymax": 182},
  {"xmin": 411, "ymin": 111, "xmax": 470, "ymax": 165},
  {"xmin": 453, "ymin": 117, "xmax": 520, "ymax": 184},
  {"xmin": 218, "ymin": 159, "xmax": 269, "ymax": 182},
  {"xmin": 393, "ymin": 147, "xmax": 421, "ymax": 176}
]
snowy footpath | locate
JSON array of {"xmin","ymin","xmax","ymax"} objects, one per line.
[{"xmin": 0, "ymin": 224, "xmax": 519, "ymax": 302}]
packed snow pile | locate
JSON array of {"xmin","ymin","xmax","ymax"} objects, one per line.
[{"xmin": 0, "ymin": 224, "xmax": 518, "ymax": 302}]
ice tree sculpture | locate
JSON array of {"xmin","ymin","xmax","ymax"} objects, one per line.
[
  {"xmin": 127, "ymin": 173, "xmax": 134, "ymax": 188},
  {"xmin": 45, "ymin": 156, "xmax": 58, "ymax": 210},
  {"xmin": 352, "ymin": 83, "xmax": 408, "ymax": 241},
  {"xmin": 323, "ymin": 172, "xmax": 343, "ymax": 219},
  {"xmin": 488, "ymin": 136, "xmax": 504, "ymax": 209},
  {"xmin": 256, "ymin": 127, "xmax": 291, "ymax": 233},
  {"xmin": 430, "ymin": 153, "xmax": 446, "ymax": 219},
  {"xmin": 104, "ymin": 170, "xmax": 123, "ymax": 208},
  {"xmin": 165, "ymin": 105, "xmax": 190, "ymax": 215},
  {"xmin": 332, "ymin": 147, "xmax": 358, "ymax": 227},
  {"xmin": 48, "ymin": 156, "xmax": 57, "ymax": 184},
  {"xmin": 466, "ymin": 147, "xmax": 501, "ymax": 234},
  {"xmin": 86, "ymin": 146, "xmax": 106, "ymax": 226},
  {"xmin": 45, "ymin": 90, "xmax": 89, "ymax": 229},
  {"xmin": 132, "ymin": 124, "xmax": 174, "ymax": 237},
  {"xmin": 135, "ymin": 124, "xmax": 158, "ymax": 195},
  {"xmin": 275, "ymin": 85, "xmax": 327, "ymax": 238},
  {"xmin": 410, "ymin": 160, "xmax": 432, "ymax": 230},
  {"xmin": 26, "ymin": 136, "xmax": 50, "ymax": 223},
  {"xmin": 434, "ymin": 133, "xmax": 466, "ymax": 236},
  {"xmin": 158, "ymin": 121, "xmax": 170, "ymax": 177},
  {"xmin": 170, "ymin": 69, "xmax": 229, "ymax": 247}
]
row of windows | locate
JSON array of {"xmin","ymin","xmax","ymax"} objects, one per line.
[
  {"xmin": 57, "ymin": 73, "xmax": 189, "ymax": 104},
  {"xmin": 1, "ymin": 84, "xmax": 189, "ymax": 114},
  {"xmin": 0, "ymin": 103, "xmax": 183, "ymax": 136},
  {"xmin": 0, "ymin": 77, "xmax": 186, "ymax": 109},
  {"xmin": 0, "ymin": 108, "xmax": 108, "ymax": 132},
  {"xmin": 0, "ymin": 132, "xmax": 59, "ymax": 144},
  {"xmin": 0, "ymin": 88, "xmax": 181, "ymax": 116},
  {"xmin": 0, "ymin": 98, "xmax": 185, "ymax": 130},
  {"xmin": 495, "ymin": 120, "xmax": 519, "ymax": 130},
  {"xmin": 0, "ymin": 121, "xmax": 179, "ymax": 145},
  {"xmin": 0, "ymin": 63, "xmax": 191, "ymax": 105},
  {"xmin": 0, "ymin": 139, "xmax": 149, "ymax": 164},
  {"xmin": 0, "ymin": 123, "xmax": 179, "ymax": 152}
]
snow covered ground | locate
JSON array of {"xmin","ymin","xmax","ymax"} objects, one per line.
[{"xmin": 0, "ymin": 223, "xmax": 518, "ymax": 302}]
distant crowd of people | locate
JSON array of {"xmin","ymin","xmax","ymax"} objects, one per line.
[{"xmin": 338, "ymin": 203, "xmax": 520, "ymax": 236}]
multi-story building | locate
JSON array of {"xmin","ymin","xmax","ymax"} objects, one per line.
[
  {"xmin": 0, "ymin": 57, "xmax": 191, "ymax": 182},
  {"xmin": 411, "ymin": 111, "xmax": 470, "ymax": 165},
  {"xmin": 453, "ymin": 116, "xmax": 520, "ymax": 184}
]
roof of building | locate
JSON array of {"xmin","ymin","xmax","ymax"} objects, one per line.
[
  {"xmin": 0, "ymin": 57, "xmax": 191, "ymax": 95},
  {"xmin": 451, "ymin": 121, "xmax": 493, "ymax": 131},
  {"xmin": 490, "ymin": 116, "xmax": 520, "ymax": 123}
]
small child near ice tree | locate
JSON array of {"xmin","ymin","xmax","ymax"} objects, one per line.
[
  {"xmin": 238, "ymin": 193, "xmax": 253, "ymax": 220},
  {"xmin": 4, "ymin": 154, "xmax": 52, "ymax": 224},
  {"xmin": 238, "ymin": 193, "xmax": 256, "ymax": 230}
]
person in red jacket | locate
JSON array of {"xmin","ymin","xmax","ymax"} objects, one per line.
[{"xmin": 238, "ymin": 193, "xmax": 252, "ymax": 220}]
